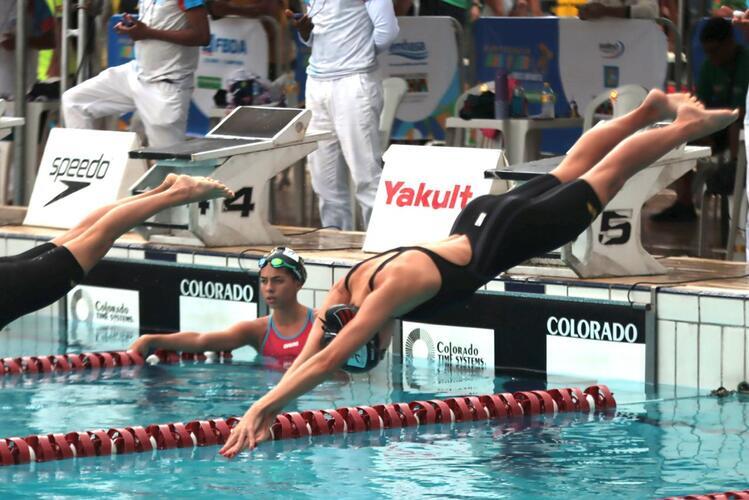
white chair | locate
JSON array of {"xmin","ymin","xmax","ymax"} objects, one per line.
[
  {"xmin": 582, "ymin": 84, "xmax": 648, "ymax": 132},
  {"xmin": 379, "ymin": 77, "xmax": 408, "ymax": 149}
]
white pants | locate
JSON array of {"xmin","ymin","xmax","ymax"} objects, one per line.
[
  {"xmin": 62, "ymin": 61, "xmax": 193, "ymax": 148},
  {"xmin": 306, "ymin": 72, "xmax": 383, "ymax": 231}
]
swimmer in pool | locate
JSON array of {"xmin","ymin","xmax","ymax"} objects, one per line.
[
  {"xmin": 0, "ymin": 175, "xmax": 233, "ymax": 330},
  {"xmin": 129, "ymin": 247, "xmax": 316, "ymax": 368},
  {"xmin": 219, "ymin": 91, "xmax": 738, "ymax": 457}
]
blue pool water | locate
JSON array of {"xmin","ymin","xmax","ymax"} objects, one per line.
[{"xmin": 1, "ymin": 319, "xmax": 749, "ymax": 498}]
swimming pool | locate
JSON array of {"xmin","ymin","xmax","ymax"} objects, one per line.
[{"xmin": 1, "ymin": 317, "xmax": 748, "ymax": 498}]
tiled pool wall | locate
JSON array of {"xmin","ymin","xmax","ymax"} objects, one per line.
[{"xmin": 2, "ymin": 232, "xmax": 748, "ymax": 393}]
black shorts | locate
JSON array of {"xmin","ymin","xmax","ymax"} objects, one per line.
[
  {"xmin": 450, "ymin": 175, "xmax": 603, "ymax": 278},
  {"xmin": 0, "ymin": 242, "xmax": 84, "ymax": 329}
]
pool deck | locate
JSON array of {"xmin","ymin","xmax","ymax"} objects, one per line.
[{"xmin": 2, "ymin": 216, "xmax": 749, "ymax": 397}]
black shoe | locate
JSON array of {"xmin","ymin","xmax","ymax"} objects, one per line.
[{"xmin": 650, "ymin": 203, "xmax": 697, "ymax": 222}]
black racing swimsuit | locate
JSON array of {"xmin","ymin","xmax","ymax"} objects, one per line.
[
  {"xmin": 346, "ymin": 174, "xmax": 603, "ymax": 316},
  {"xmin": 0, "ymin": 243, "xmax": 84, "ymax": 330},
  {"xmin": 344, "ymin": 246, "xmax": 486, "ymax": 317}
]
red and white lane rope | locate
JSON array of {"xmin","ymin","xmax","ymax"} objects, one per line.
[
  {"xmin": 664, "ymin": 490, "xmax": 749, "ymax": 500},
  {"xmin": 0, "ymin": 349, "xmax": 231, "ymax": 376},
  {"xmin": 0, "ymin": 381, "xmax": 615, "ymax": 466}
]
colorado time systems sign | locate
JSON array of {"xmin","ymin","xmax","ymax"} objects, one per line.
[{"xmin": 402, "ymin": 289, "xmax": 653, "ymax": 385}]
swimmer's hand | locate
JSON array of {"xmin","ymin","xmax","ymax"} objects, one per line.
[
  {"xmin": 219, "ymin": 402, "xmax": 275, "ymax": 458},
  {"xmin": 284, "ymin": 9, "xmax": 313, "ymax": 41},
  {"xmin": 128, "ymin": 335, "xmax": 153, "ymax": 356}
]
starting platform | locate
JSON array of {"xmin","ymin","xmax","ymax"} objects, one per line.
[
  {"xmin": 129, "ymin": 106, "xmax": 332, "ymax": 247},
  {"xmin": 485, "ymin": 145, "xmax": 712, "ymax": 278}
]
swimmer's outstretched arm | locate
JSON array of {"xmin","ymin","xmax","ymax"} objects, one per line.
[
  {"xmin": 128, "ymin": 321, "xmax": 262, "ymax": 356},
  {"xmin": 219, "ymin": 282, "xmax": 406, "ymax": 458}
]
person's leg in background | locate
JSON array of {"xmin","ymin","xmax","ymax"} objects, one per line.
[
  {"xmin": 134, "ymin": 76, "xmax": 192, "ymax": 148},
  {"xmin": 306, "ymin": 76, "xmax": 354, "ymax": 230},
  {"xmin": 332, "ymin": 72, "xmax": 384, "ymax": 229},
  {"xmin": 61, "ymin": 62, "xmax": 136, "ymax": 128}
]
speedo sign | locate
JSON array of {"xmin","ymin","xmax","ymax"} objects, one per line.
[
  {"xmin": 364, "ymin": 145, "xmax": 503, "ymax": 252},
  {"xmin": 24, "ymin": 128, "xmax": 147, "ymax": 229}
]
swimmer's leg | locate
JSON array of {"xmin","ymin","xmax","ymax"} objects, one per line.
[
  {"xmin": 64, "ymin": 176, "xmax": 233, "ymax": 272},
  {"xmin": 581, "ymin": 103, "xmax": 738, "ymax": 205},
  {"xmin": 50, "ymin": 174, "xmax": 179, "ymax": 247},
  {"xmin": 549, "ymin": 90, "xmax": 695, "ymax": 183}
]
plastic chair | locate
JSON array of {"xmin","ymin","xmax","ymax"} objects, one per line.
[
  {"xmin": 379, "ymin": 77, "xmax": 408, "ymax": 149},
  {"xmin": 582, "ymin": 84, "xmax": 648, "ymax": 132}
]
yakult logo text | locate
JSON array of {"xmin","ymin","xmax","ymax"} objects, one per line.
[
  {"xmin": 180, "ymin": 279, "xmax": 254, "ymax": 302},
  {"xmin": 384, "ymin": 181, "xmax": 474, "ymax": 209},
  {"xmin": 547, "ymin": 316, "xmax": 639, "ymax": 343}
]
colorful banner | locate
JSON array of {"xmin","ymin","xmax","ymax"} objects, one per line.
[
  {"xmin": 474, "ymin": 17, "xmax": 667, "ymax": 152},
  {"xmin": 474, "ymin": 17, "xmax": 667, "ymax": 115},
  {"xmin": 189, "ymin": 17, "xmax": 268, "ymax": 134},
  {"xmin": 378, "ymin": 16, "xmax": 462, "ymax": 140}
]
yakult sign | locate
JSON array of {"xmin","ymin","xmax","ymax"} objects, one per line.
[{"xmin": 364, "ymin": 145, "xmax": 503, "ymax": 252}]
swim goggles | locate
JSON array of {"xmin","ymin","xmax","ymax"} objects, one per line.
[{"xmin": 258, "ymin": 247, "xmax": 307, "ymax": 283}]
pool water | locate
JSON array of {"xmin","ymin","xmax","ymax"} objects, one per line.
[{"xmin": 1, "ymin": 318, "xmax": 749, "ymax": 498}]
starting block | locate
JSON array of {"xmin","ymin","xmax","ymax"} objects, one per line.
[
  {"xmin": 129, "ymin": 106, "xmax": 332, "ymax": 246},
  {"xmin": 485, "ymin": 145, "xmax": 712, "ymax": 278}
]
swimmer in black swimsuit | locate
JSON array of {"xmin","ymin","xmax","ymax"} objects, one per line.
[
  {"xmin": 220, "ymin": 90, "xmax": 738, "ymax": 458},
  {"xmin": 0, "ymin": 175, "xmax": 233, "ymax": 330}
]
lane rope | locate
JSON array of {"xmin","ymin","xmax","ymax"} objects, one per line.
[
  {"xmin": 0, "ymin": 382, "xmax": 615, "ymax": 466},
  {"xmin": 663, "ymin": 491, "xmax": 749, "ymax": 500},
  {"xmin": 0, "ymin": 349, "xmax": 232, "ymax": 377},
  {"xmin": 0, "ymin": 350, "xmax": 616, "ymax": 467}
]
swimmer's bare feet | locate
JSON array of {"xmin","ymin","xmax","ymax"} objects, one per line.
[
  {"xmin": 169, "ymin": 175, "xmax": 234, "ymax": 204},
  {"xmin": 149, "ymin": 173, "xmax": 179, "ymax": 195},
  {"xmin": 641, "ymin": 89, "xmax": 697, "ymax": 121},
  {"xmin": 675, "ymin": 104, "xmax": 739, "ymax": 142}
]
